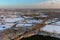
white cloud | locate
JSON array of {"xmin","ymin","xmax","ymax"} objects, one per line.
[{"xmin": 24, "ymin": 0, "xmax": 60, "ymax": 9}]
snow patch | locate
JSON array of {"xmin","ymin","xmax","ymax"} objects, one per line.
[
  {"xmin": 0, "ymin": 24, "xmax": 12, "ymax": 30},
  {"xmin": 16, "ymin": 24, "xmax": 33, "ymax": 27},
  {"xmin": 5, "ymin": 17, "xmax": 24, "ymax": 23},
  {"xmin": 41, "ymin": 25, "xmax": 60, "ymax": 34}
]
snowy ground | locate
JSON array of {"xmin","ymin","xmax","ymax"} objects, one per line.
[
  {"xmin": 16, "ymin": 24, "xmax": 33, "ymax": 27},
  {"xmin": 26, "ymin": 20, "xmax": 42, "ymax": 23},
  {"xmin": 40, "ymin": 25, "xmax": 60, "ymax": 34},
  {"xmin": 0, "ymin": 23, "xmax": 14, "ymax": 31},
  {"xmin": 16, "ymin": 19, "xmax": 42, "ymax": 27},
  {"xmin": 5, "ymin": 17, "xmax": 24, "ymax": 23},
  {"xmin": 0, "ymin": 16, "xmax": 43, "ymax": 31},
  {"xmin": 55, "ymin": 21, "xmax": 60, "ymax": 25}
]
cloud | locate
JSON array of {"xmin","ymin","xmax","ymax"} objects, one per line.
[{"xmin": 21, "ymin": 0, "xmax": 60, "ymax": 9}]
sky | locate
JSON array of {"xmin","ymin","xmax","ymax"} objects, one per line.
[
  {"xmin": 0, "ymin": 0, "xmax": 48, "ymax": 6},
  {"xmin": 0, "ymin": 0, "xmax": 59, "ymax": 9}
]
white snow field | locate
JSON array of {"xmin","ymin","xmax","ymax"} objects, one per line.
[
  {"xmin": 41, "ymin": 25, "xmax": 60, "ymax": 34},
  {"xmin": 0, "ymin": 23, "xmax": 14, "ymax": 30},
  {"xmin": 5, "ymin": 17, "xmax": 24, "ymax": 23}
]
